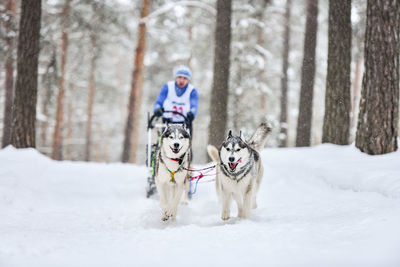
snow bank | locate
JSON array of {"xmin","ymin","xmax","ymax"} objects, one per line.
[
  {"xmin": 261, "ymin": 144, "xmax": 400, "ymax": 198},
  {"xmin": 1, "ymin": 145, "xmax": 400, "ymax": 267}
]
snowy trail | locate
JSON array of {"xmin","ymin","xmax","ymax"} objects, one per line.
[{"xmin": 1, "ymin": 145, "xmax": 400, "ymax": 267}]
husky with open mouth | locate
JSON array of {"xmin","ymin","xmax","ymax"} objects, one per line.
[
  {"xmin": 207, "ymin": 122, "xmax": 271, "ymax": 220},
  {"xmin": 155, "ymin": 124, "xmax": 191, "ymax": 221}
]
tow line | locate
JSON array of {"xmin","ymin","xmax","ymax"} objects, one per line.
[{"xmin": 183, "ymin": 164, "xmax": 218, "ymax": 195}]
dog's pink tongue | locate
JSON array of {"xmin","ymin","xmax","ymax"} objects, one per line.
[{"xmin": 229, "ymin": 162, "xmax": 238, "ymax": 170}]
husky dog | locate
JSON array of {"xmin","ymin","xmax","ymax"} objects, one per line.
[
  {"xmin": 155, "ymin": 124, "xmax": 191, "ymax": 221},
  {"xmin": 207, "ymin": 122, "xmax": 271, "ymax": 220}
]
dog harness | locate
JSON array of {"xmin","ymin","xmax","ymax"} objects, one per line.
[{"xmin": 166, "ymin": 152, "xmax": 187, "ymax": 183}]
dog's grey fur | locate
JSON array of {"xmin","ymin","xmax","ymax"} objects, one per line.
[
  {"xmin": 207, "ymin": 122, "xmax": 271, "ymax": 220},
  {"xmin": 155, "ymin": 124, "xmax": 191, "ymax": 221}
]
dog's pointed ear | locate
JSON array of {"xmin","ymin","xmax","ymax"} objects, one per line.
[
  {"xmin": 162, "ymin": 125, "xmax": 169, "ymax": 136},
  {"xmin": 227, "ymin": 130, "xmax": 232, "ymax": 139},
  {"xmin": 239, "ymin": 130, "xmax": 243, "ymax": 139},
  {"xmin": 183, "ymin": 123, "xmax": 191, "ymax": 138}
]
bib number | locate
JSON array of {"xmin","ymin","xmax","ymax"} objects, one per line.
[{"xmin": 173, "ymin": 105, "xmax": 184, "ymax": 115}]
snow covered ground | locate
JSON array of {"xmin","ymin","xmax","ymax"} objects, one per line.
[{"xmin": 1, "ymin": 144, "xmax": 400, "ymax": 267}]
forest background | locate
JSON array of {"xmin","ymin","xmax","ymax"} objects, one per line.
[{"xmin": 0, "ymin": 0, "xmax": 398, "ymax": 164}]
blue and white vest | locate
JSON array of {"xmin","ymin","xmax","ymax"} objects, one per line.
[{"xmin": 163, "ymin": 81, "xmax": 194, "ymax": 122}]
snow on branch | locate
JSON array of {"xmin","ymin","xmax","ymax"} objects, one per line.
[
  {"xmin": 140, "ymin": 1, "xmax": 216, "ymax": 24},
  {"xmin": 254, "ymin": 44, "xmax": 272, "ymax": 59}
]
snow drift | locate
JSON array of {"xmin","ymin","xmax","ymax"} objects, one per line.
[{"xmin": 1, "ymin": 145, "xmax": 400, "ymax": 267}]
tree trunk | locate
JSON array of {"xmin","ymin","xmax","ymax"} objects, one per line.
[
  {"xmin": 295, "ymin": 0, "xmax": 318, "ymax": 147},
  {"xmin": 355, "ymin": 0, "xmax": 399, "ymax": 155},
  {"xmin": 2, "ymin": 0, "xmax": 17, "ymax": 148},
  {"xmin": 40, "ymin": 48, "xmax": 57, "ymax": 148},
  {"xmin": 322, "ymin": 0, "xmax": 352, "ymax": 145},
  {"xmin": 52, "ymin": 0, "xmax": 71, "ymax": 160},
  {"xmin": 121, "ymin": 0, "xmax": 150, "ymax": 163},
  {"xmin": 10, "ymin": 0, "xmax": 42, "ymax": 148},
  {"xmin": 64, "ymin": 83, "xmax": 74, "ymax": 160},
  {"xmin": 208, "ymin": 0, "xmax": 232, "ymax": 147},
  {"xmin": 279, "ymin": 0, "xmax": 292, "ymax": 147},
  {"xmin": 85, "ymin": 35, "xmax": 97, "ymax": 161}
]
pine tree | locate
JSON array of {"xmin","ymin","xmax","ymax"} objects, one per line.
[
  {"xmin": 322, "ymin": 0, "xmax": 352, "ymax": 145},
  {"xmin": 2, "ymin": 0, "xmax": 16, "ymax": 148},
  {"xmin": 121, "ymin": 0, "xmax": 150, "ymax": 163},
  {"xmin": 208, "ymin": 0, "xmax": 232, "ymax": 148},
  {"xmin": 279, "ymin": 0, "xmax": 292, "ymax": 147},
  {"xmin": 85, "ymin": 34, "xmax": 97, "ymax": 161},
  {"xmin": 355, "ymin": 0, "xmax": 399, "ymax": 154},
  {"xmin": 295, "ymin": 0, "xmax": 319, "ymax": 147},
  {"xmin": 10, "ymin": 0, "xmax": 42, "ymax": 148},
  {"xmin": 52, "ymin": 0, "xmax": 71, "ymax": 160},
  {"xmin": 40, "ymin": 48, "xmax": 57, "ymax": 149}
]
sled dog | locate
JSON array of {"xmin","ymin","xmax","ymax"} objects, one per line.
[
  {"xmin": 207, "ymin": 122, "xmax": 271, "ymax": 220},
  {"xmin": 155, "ymin": 124, "xmax": 191, "ymax": 221}
]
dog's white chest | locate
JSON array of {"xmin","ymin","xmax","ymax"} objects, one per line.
[{"xmin": 221, "ymin": 172, "xmax": 252, "ymax": 192}]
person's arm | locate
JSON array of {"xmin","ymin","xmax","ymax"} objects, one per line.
[
  {"xmin": 153, "ymin": 84, "xmax": 169, "ymax": 111},
  {"xmin": 189, "ymin": 89, "xmax": 199, "ymax": 117}
]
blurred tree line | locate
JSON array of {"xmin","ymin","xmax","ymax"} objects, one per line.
[{"xmin": 0, "ymin": 0, "xmax": 398, "ymax": 163}]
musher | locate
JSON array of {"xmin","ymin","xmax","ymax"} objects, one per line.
[{"xmin": 153, "ymin": 65, "xmax": 199, "ymax": 134}]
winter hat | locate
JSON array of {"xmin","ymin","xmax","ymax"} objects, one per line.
[{"xmin": 175, "ymin": 65, "xmax": 192, "ymax": 80}]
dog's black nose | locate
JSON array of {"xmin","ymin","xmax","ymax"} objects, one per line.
[
  {"xmin": 174, "ymin": 143, "xmax": 180, "ymax": 149},
  {"xmin": 229, "ymin": 157, "xmax": 235, "ymax": 162}
]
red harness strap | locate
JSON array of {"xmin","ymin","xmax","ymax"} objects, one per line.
[{"xmin": 184, "ymin": 165, "xmax": 217, "ymax": 181}]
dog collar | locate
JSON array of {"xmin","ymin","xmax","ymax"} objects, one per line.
[
  {"xmin": 165, "ymin": 152, "xmax": 188, "ymax": 183},
  {"xmin": 168, "ymin": 152, "xmax": 186, "ymax": 165}
]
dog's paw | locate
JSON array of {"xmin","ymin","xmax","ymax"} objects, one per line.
[
  {"xmin": 165, "ymin": 208, "xmax": 177, "ymax": 219},
  {"xmin": 221, "ymin": 215, "xmax": 230, "ymax": 220},
  {"xmin": 162, "ymin": 214, "xmax": 170, "ymax": 221},
  {"xmin": 221, "ymin": 210, "xmax": 230, "ymax": 220}
]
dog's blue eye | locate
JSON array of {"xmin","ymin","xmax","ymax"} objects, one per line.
[{"xmin": 169, "ymin": 136, "xmax": 173, "ymax": 139}]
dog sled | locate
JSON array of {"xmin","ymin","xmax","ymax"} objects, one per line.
[{"xmin": 145, "ymin": 110, "xmax": 192, "ymax": 198}]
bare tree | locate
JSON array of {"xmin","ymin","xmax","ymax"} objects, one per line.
[
  {"xmin": 295, "ymin": 0, "xmax": 319, "ymax": 147},
  {"xmin": 355, "ymin": 0, "xmax": 399, "ymax": 155},
  {"xmin": 2, "ymin": 0, "xmax": 17, "ymax": 148},
  {"xmin": 52, "ymin": 0, "xmax": 71, "ymax": 160},
  {"xmin": 64, "ymin": 83, "xmax": 74, "ymax": 160},
  {"xmin": 85, "ymin": 35, "xmax": 97, "ymax": 161},
  {"xmin": 10, "ymin": 0, "xmax": 42, "ymax": 148},
  {"xmin": 121, "ymin": 0, "xmax": 151, "ymax": 163},
  {"xmin": 40, "ymin": 48, "xmax": 57, "ymax": 148},
  {"xmin": 208, "ymin": 0, "xmax": 232, "ymax": 147},
  {"xmin": 279, "ymin": 0, "xmax": 292, "ymax": 147},
  {"xmin": 322, "ymin": 0, "xmax": 352, "ymax": 145}
]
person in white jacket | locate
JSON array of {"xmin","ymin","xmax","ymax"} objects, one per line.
[{"xmin": 153, "ymin": 65, "xmax": 199, "ymax": 132}]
